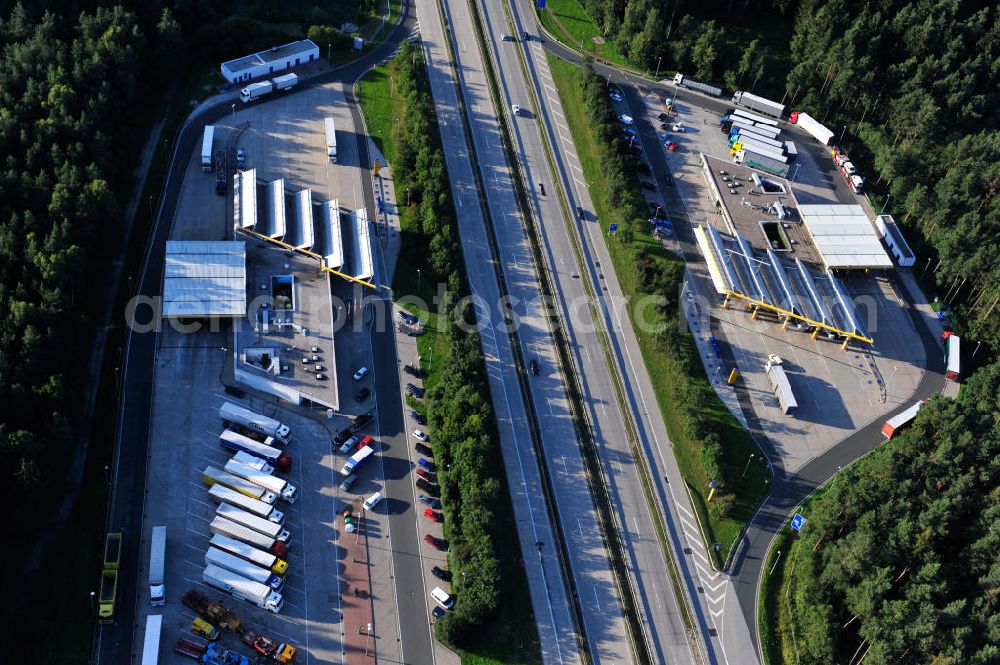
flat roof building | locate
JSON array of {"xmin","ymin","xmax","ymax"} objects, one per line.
[
  {"xmin": 163, "ymin": 241, "xmax": 246, "ymax": 318},
  {"xmin": 220, "ymin": 40, "xmax": 319, "ymax": 84},
  {"xmin": 798, "ymin": 204, "xmax": 893, "ymax": 270}
]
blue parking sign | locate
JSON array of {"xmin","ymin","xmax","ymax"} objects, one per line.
[
  {"xmin": 609, "ymin": 223, "xmax": 619, "ymax": 233},
  {"xmin": 536, "ymin": 0, "xmax": 546, "ymax": 8},
  {"xmin": 791, "ymin": 514, "xmax": 806, "ymax": 532}
]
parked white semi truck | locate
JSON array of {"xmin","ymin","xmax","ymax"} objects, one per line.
[
  {"xmin": 206, "ymin": 546, "xmax": 284, "ymax": 591},
  {"xmin": 202, "ymin": 563, "xmax": 283, "ymax": 613},
  {"xmin": 232, "ymin": 450, "xmax": 274, "ymax": 475},
  {"xmin": 224, "ymin": 459, "xmax": 297, "ymax": 503},
  {"xmin": 325, "ymin": 117, "xmax": 337, "ymax": 163},
  {"xmin": 209, "ymin": 516, "xmax": 287, "ymax": 557},
  {"xmin": 208, "ymin": 484, "xmax": 285, "ymax": 523},
  {"xmin": 148, "ymin": 525, "xmax": 167, "ymax": 606},
  {"xmin": 240, "ymin": 80, "xmax": 273, "ymax": 103},
  {"xmin": 220, "ymin": 402, "xmax": 291, "ymax": 444},
  {"xmin": 201, "ymin": 125, "xmax": 214, "ymax": 172},
  {"xmin": 210, "ymin": 533, "xmax": 288, "ymax": 575},
  {"xmin": 216, "ymin": 503, "xmax": 291, "ymax": 543}
]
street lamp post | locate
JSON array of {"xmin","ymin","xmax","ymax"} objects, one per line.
[
  {"xmin": 878, "ymin": 194, "xmax": 892, "ymax": 216},
  {"xmin": 89, "ymin": 591, "xmax": 97, "ymax": 615},
  {"xmin": 838, "ymin": 125, "xmax": 847, "ymax": 145},
  {"xmin": 231, "ymin": 103, "xmax": 236, "ymax": 120},
  {"xmin": 104, "ymin": 465, "xmax": 111, "ymax": 486},
  {"xmin": 741, "ymin": 453, "xmax": 755, "ymax": 477},
  {"xmin": 654, "ymin": 56, "xmax": 662, "ymax": 80},
  {"xmin": 416, "ymin": 269, "xmax": 421, "ymax": 294}
]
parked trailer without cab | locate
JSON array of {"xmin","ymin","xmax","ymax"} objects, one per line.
[
  {"xmin": 882, "ymin": 400, "xmax": 926, "ymax": 439},
  {"xmin": 216, "ymin": 503, "xmax": 291, "ymax": 543},
  {"xmin": 201, "ymin": 125, "xmax": 215, "ymax": 172},
  {"xmin": 209, "ymin": 516, "xmax": 287, "ymax": 557},
  {"xmin": 202, "ymin": 465, "xmax": 277, "ymax": 505},
  {"xmin": 210, "ymin": 533, "xmax": 288, "ymax": 575},
  {"xmin": 140, "ymin": 615, "xmax": 162, "ymax": 665},
  {"xmin": 219, "ymin": 429, "xmax": 291, "ymax": 472},
  {"xmin": 732, "ymin": 90, "xmax": 786, "ymax": 118},
  {"xmin": 208, "ymin": 484, "xmax": 285, "ymax": 523}
]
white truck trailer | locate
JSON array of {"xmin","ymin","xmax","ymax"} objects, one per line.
[
  {"xmin": 272, "ymin": 73, "xmax": 298, "ymax": 91},
  {"xmin": 218, "ymin": 429, "xmax": 291, "ymax": 471},
  {"xmin": 341, "ymin": 445, "xmax": 375, "ymax": 476},
  {"xmin": 202, "ymin": 563, "xmax": 283, "ymax": 614},
  {"xmin": 148, "ymin": 525, "xmax": 167, "ymax": 606},
  {"xmin": 731, "ymin": 90, "xmax": 786, "ymax": 118},
  {"xmin": 220, "ymin": 402, "xmax": 291, "ymax": 444},
  {"xmin": 209, "ymin": 516, "xmax": 286, "ymax": 556},
  {"xmin": 232, "ymin": 450, "xmax": 274, "ymax": 475},
  {"xmin": 225, "ymin": 459, "xmax": 297, "ymax": 503},
  {"xmin": 216, "ymin": 503, "xmax": 291, "ymax": 543},
  {"xmin": 201, "ymin": 125, "xmax": 215, "ymax": 173},
  {"xmin": 208, "ymin": 484, "xmax": 285, "ymax": 523},
  {"xmin": 794, "ymin": 111, "xmax": 835, "ymax": 145},
  {"xmin": 210, "ymin": 533, "xmax": 288, "ymax": 575},
  {"xmin": 325, "ymin": 117, "xmax": 337, "ymax": 163},
  {"xmin": 766, "ymin": 357, "xmax": 798, "ymax": 415},
  {"xmin": 206, "ymin": 547, "xmax": 284, "ymax": 591},
  {"xmin": 202, "ymin": 465, "xmax": 277, "ymax": 505},
  {"xmin": 239, "ymin": 80, "xmax": 273, "ymax": 103},
  {"xmin": 140, "ymin": 614, "xmax": 162, "ymax": 665}
]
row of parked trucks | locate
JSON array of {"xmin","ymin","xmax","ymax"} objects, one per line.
[{"xmin": 139, "ymin": 402, "xmax": 302, "ymax": 663}]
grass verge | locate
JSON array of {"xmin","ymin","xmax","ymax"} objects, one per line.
[
  {"xmin": 547, "ymin": 53, "xmax": 768, "ymax": 567},
  {"xmin": 358, "ymin": 63, "xmax": 541, "ymax": 665},
  {"xmin": 759, "ymin": 529, "xmax": 795, "ymax": 665},
  {"xmin": 536, "ymin": 0, "xmax": 629, "ymax": 67}
]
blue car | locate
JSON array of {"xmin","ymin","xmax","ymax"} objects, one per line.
[
  {"xmin": 418, "ymin": 458, "xmax": 436, "ymax": 472},
  {"xmin": 419, "ymin": 495, "xmax": 442, "ymax": 510}
]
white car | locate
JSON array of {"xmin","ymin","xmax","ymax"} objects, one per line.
[
  {"xmin": 671, "ymin": 123, "xmax": 685, "ymax": 132},
  {"xmin": 618, "ymin": 114, "xmax": 634, "ymax": 125},
  {"xmin": 512, "ymin": 104, "xmax": 522, "ymax": 115},
  {"xmin": 608, "ymin": 90, "xmax": 623, "ymax": 102},
  {"xmin": 353, "ymin": 366, "xmax": 369, "ymax": 381},
  {"xmin": 412, "ymin": 429, "xmax": 429, "ymax": 442},
  {"xmin": 363, "ymin": 491, "xmax": 384, "ymax": 511},
  {"xmin": 501, "ymin": 33, "xmax": 513, "ymax": 41}
]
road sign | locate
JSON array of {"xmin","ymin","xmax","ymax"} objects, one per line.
[
  {"xmin": 791, "ymin": 514, "xmax": 807, "ymax": 532},
  {"xmin": 536, "ymin": 0, "xmax": 546, "ymax": 8},
  {"xmin": 609, "ymin": 223, "xmax": 619, "ymax": 233}
]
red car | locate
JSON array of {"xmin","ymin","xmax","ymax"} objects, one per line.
[
  {"xmin": 416, "ymin": 468, "xmax": 435, "ymax": 480},
  {"xmin": 360, "ymin": 435, "xmax": 373, "ymax": 448},
  {"xmin": 423, "ymin": 534, "xmax": 447, "ymax": 550},
  {"xmin": 424, "ymin": 508, "xmax": 442, "ymax": 523}
]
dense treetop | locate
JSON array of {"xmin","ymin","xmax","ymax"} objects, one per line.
[{"xmin": 784, "ymin": 362, "xmax": 1000, "ymax": 663}]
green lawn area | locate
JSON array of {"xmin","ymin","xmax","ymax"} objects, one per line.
[
  {"xmin": 547, "ymin": 53, "xmax": 768, "ymax": 567},
  {"xmin": 358, "ymin": 64, "xmax": 541, "ymax": 665},
  {"xmin": 537, "ymin": 0, "xmax": 629, "ymax": 67}
]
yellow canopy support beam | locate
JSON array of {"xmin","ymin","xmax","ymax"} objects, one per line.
[
  {"xmin": 235, "ymin": 227, "xmax": 376, "ymax": 290},
  {"xmin": 723, "ymin": 289, "xmax": 874, "ymax": 345}
]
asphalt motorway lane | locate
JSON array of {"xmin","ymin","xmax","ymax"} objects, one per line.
[{"xmin": 97, "ymin": 5, "xmax": 417, "ymax": 663}]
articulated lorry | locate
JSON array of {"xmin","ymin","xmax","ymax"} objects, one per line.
[
  {"xmin": 732, "ymin": 90, "xmax": 785, "ymax": 118},
  {"xmin": 220, "ymin": 402, "xmax": 291, "ymax": 444},
  {"xmin": 232, "ymin": 450, "xmax": 274, "ymax": 475},
  {"xmin": 206, "ymin": 546, "xmax": 284, "ymax": 591},
  {"xmin": 209, "ymin": 484, "xmax": 285, "ymax": 523},
  {"xmin": 341, "ymin": 445, "xmax": 375, "ymax": 476},
  {"xmin": 671, "ymin": 73, "xmax": 723, "ymax": 97},
  {"xmin": 216, "ymin": 503, "xmax": 291, "ymax": 543},
  {"xmin": 210, "ymin": 516, "xmax": 287, "ymax": 557},
  {"xmin": 211, "ymin": 533, "xmax": 288, "ymax": 575},
  {"xmin": 104, "ymin": 532, "xmax": 122, "ymax": 570},
  {"xmin": 242, "ymin": 630, "xmax": 297, "ymax": 663},
  {"xmin": 225, "ymin": 459, "xmax": 297, "ymax": 503},
  {"xmin": 201, "ymin": 125, "xmax": 215, "ymax": 172},
  {"xmin": 181, "ymin": 588, "xmax": 242, "ymax": 631},
  {"xmin": 219, "ymin": 429, "xmax": 291, "ymax": 472},
  {"xmin": 325, "ymin": 117, "xmax": 337, "ymax": 163},
  {"xmin": 203, "ymin": 465, "xmax": 278, "ymax": 505},
  {"xmin": 148, "ymin": 525, "xmax": 167, "ymax": 606},
  {"xmin": 202, "ymin": 563, "xmax": 284, "ymax": 614}
]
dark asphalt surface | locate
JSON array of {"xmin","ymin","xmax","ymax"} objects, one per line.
[
  {"xmin": 534, "ymin": 26, "xmax": 947, "ymax": 661},
  {"xmin": 98, "ymin": 5, "xmax": 416, "ymax": 662}
]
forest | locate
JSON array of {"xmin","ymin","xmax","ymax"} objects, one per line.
[
  {"xmin": 569, "ymin": 0, "xmax": 1000, "ymax": 352},
  {"xmin": 780, "ymin": 361, "xmax": 1000, "ymax": 663}
]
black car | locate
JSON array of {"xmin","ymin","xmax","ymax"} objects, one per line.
[
  {"xmin": 529, "ymin": 359, "xmax": 539, "ymax": 375},
  {"xmin": 576, "ymin": 206, "xmax": 585, "ymax": 220},
  {"xmin": 352, "ymin": 412, "xmax": 374, "ymax": 430},
  {"xmin": 415, "ymin": 442, "xmax": 433, "ymax": 456},
  {"xmin": 657, "ymin": 112, "xmax": 669, "ymax": 121},
  {"xmin": 416, "ymin": 478, "xmax": 440, "ymax": 496},
  {"xmin": 404, "ymin": 363, "xmax": 423, "ymax": 377},
  {"xmin": 635, "ymin": 162, "xmax": 651, "ymax": 176},
  {"xmin": 431, "ymin": 566, "xmax": 452, "ymax": 582},
  {"xmin": 538, "ymin": 182, "xmax": 545, "ymax": 196},
  {"xmin": 353, "ymin": 387, "xmax": 371, "ymax": 403},
  {"xmin": 406, "ymin": 383, "xmax": 424, "ymax": 398},
  {"xmin": 411, "ymin": 410, "xmax": 427, "ymax": 425},
  {"xmin": 641, "ymin": 181, "xmax": 656, "ymax": 191},
  {"xmin": 660, "ymin": 122, "xmax": 671, "ymax": 131},
  {"xmin": 224, "ymin": 385, "xmax": 246, "ymax": 398},
  {"xmin": 333, "ymin": 428, "xmax": 353, "ymax": 444}
]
